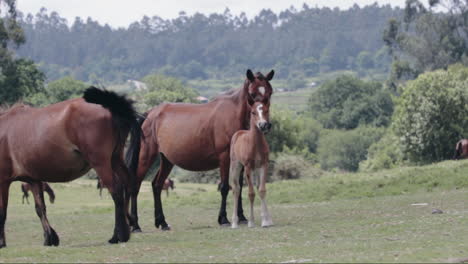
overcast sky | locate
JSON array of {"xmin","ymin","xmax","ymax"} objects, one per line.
[{"xmin": 17, "ymin": 0, "xmax": 406, "ymax": 28}]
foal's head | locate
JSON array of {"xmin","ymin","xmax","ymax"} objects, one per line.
[
  {"xmin": 250, "ymin": 102, "xmax": 271, "ymax": 134},
  {"xmin": 245, "ymin": 69, "xmax": 274, "ymax": 106}
]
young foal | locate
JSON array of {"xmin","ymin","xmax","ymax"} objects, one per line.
[
  {"xmin": 21, "ymin": 182, "xmax": 55, "ymax": 205},
  {"xmin": 230, "ymin": 102, "xmax": 273, "ymax": 228}
]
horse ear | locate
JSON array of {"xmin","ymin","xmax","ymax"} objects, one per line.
[
  {"xmin": 246, "ymin": 69, "xmax": 255, "ymax": 82},
  {"xmin": 266, "ymin": 70, "xmax": 275, "ymax": 81}
]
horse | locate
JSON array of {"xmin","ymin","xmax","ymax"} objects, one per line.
[
  {"xmin": 230, "ymin": 102, "xmax": 273, "ymax": 228},
  {"xmin": 126, "ymin": 69, "xmax": 274, "ymax": 231},
  {"xmin": 162, "ymin": 178, "xmax": 175, "ymax": 197},
  {"xmin": 21, "ymin": 182, "xmax": 55, "ymax": 205},
  {"xmin": 0, "ymin": 87, "xmax": 141, "ymax": 248},
  {"xmin": 453, "ymin": 139, "xmax": 468, "ymax": 160}
]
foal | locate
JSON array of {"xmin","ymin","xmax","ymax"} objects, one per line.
[{"xmin": 230, "ymin": 102, "xmax": 273, "ymax": 228}]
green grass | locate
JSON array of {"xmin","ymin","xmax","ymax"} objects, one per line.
[{"xmin": 1, "ymin": 160, "xmax": 468, "ymax": 262}]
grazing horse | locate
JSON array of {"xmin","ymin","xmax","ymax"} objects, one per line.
[
  {"xmin": 453, "ymin": 139, "xmax": 468, "ymax": 160},
  {"xmin": 21, "ymin": 182, "xmax": 55, "ymax": 205},
  {"xmin": 126, "ymin": 69, "xmax": 274, "ymax": 231},
  {"xmin": 0, "ymin": 87, "xmax": 141, "ymax": 248},
  {"xmin": 230, "ymin": 102, "xmax": 273, "ymax": 228},
  {"xmin": 162, "ymin": 178, "xmax": 175, "ymax": 197}
]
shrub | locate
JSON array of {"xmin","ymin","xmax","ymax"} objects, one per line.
[{"xmin": 318, "ymin": 126, "xmax": 385, "ymax": 171}]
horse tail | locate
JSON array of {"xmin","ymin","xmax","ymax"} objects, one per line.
[
  {"xmin": 83, "ymin": 87, "xmax": 142, "ymax": 190},
  {"xmin": 125, "ymin": 112, "xmax": 147, "ymax": 177},
  {"xmin": 44, "ymin": 183, "xmax": 56, "ymax": 204}
]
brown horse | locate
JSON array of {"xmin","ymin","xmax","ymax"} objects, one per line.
[
  {"xmin": 162, "ymin": 178, "xmax": 175, "ymax": 197},
  {"xmin": 230, "ymin": 102, "xmax": 273, "ymax": 228},
  {"xmin": 126, "ymin": 69, "xmax": 274, "ymax": 231},
  {"xmin": 21, "ymin": 182, "xmax": 55, "ymax": 205},
  {"xmin": 453, "ymin": 139, "xmax": 468, "ymax": 159},
  {"xmin": 0, "ymin": 87, "xmax": 141, "ymax": 248}
]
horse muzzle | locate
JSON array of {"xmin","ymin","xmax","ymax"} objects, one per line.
[{"xmin": 258, "ymin": 122, "xmax": 272, "ymax": 134}]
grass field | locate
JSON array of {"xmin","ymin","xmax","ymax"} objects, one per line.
[{"xmin": 1, "ymin": 160, "xmax": 468, "ymax": 263}]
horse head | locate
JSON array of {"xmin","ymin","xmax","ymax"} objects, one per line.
[{"xmin": 245, "ymin": 69, "xmax": 274, "ymax": 106}]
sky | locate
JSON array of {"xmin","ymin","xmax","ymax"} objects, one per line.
[{"xmin": 17, "ymin": 0, "xmax": 406, "ymax": 28}]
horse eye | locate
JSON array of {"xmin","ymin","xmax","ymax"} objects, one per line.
[{"xmin": 251, "ymin": 112, "xmax": 256, "ymax": 115}]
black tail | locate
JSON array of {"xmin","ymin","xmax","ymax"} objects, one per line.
[
  {"xmin": 125, "ymin": 112, "xmax": 147, "ymax": 177},
  {"xmin": 83, "ymin": 87, "xmax": 143, "ymax": 189}
]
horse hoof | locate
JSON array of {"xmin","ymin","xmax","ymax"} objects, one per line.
[
  {"xmin": 248, "ymin": 222, "xmax": 255, "ymax": 228},
  {"xmin": 131, "ymin": 227, "xmax": 142, "ymax": 233},
  {"xmin": 239, "ymin": 219, "xmax": 248, "ymax": 225},
  {"xmin": 108, "ymin": 235, "xmax": 119, "ymax": 244},
  {"xmin": 231, "ymin": 224, "xmax": 239, "ymax": 229},
  {"xmin": 262, "ymin": 222, "xmax": 273, "ymax": 228},
  {"xmin": 0, "ymin": 241, "xmax": 6, "ymax": 248},
  {"xmin": 44, "ymin": 229, "xmax": 60, "ymax": 246},
  {"xmin": 161, "ymin": 225, "xmax": 171, "ymax": 231}
]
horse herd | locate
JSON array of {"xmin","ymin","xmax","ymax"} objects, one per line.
[{"xmin": 0, "ymin": 69, "xmax": 274, "ymax": 248}]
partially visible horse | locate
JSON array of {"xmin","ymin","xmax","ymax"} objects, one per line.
[
  {"xmin": 230, "ymin": 102, "xmax": 273, "ymax": 228},
  {"xmin": 126, "ymin": 69, "xmax": 274, "ymax": 231},
  {"xmin": 453, "ymin": 139, "xmax": 468, "ymax": 160},
  {"xmin": 21, "ymin": 182, "xmax": 55, "ymax": 205},
  {"xmin": 0, "ymin": 87, "xmax": 141, "ymax": 248},
  {"xmin": 162, "ymin": 178, "xmax": 175, "ymax": 197}
]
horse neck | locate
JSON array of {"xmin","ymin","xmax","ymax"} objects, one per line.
[
  {"xmin": 246, "ymin": 118, "xmax": 266, "ymax": 149},
  {"xmin": 219, "ymin": 81, "xmax": 250, "ymax": 129}
]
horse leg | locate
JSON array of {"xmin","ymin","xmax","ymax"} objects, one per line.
[
  {"xmin": 237, "ymin": 168, "xmax": 248, "ymax": 224},
  {"xmin": 258, "ymin": 165, "xmax": 273, "ymax": 227},
  {"xmin": 129, "ymin": 142, "xmax": 157, "ymax": 233},
  {"xmin": 94, "ymin": 165, "xmax": 130, "ymax": 244},
  {"xmin": 229, "ymin": 161, "xmax": 242, "ymax": 229},
  {"xmin": 245, "ymin": 166, "xmax": 255, "ymax": 228},
  {"xmin": 30, "ymin": 182, "xmax": 59, "ymax": 246},
  {"xmin": 152, "ymin": 153, "xmax": 173, "ymax": 230},
  {"xmin": 0, "ymin": 181, "xmax": 11, "ymax": 248},
  {"xmin": 218, "ymin": 152, "xmax": 231, "ymax": 226}
]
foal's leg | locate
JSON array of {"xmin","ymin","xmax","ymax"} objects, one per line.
[
  {"xmin": 152, "ymin": 153, "xmax": 173, "ymax": 230},
  {"xmin": 30, "ymin": 182, "xmax": 59, "ymax": 246},
  {"xmin": 258, "ymin": 164, "xmax": 273, "ymax": 227},
  {"xmin": 245, "ymin": 166, "xmax": 256, "ymax": 228},
  {"xmin": 237, "ymin": 169, "xmax": 248, "ymax": 224},
  {"xmin": 229, "ymin": 161, "xmax": 242, "ymax": 229},
  {"xmin": 0, "ymin": 181, "xmax": 11, "ymax": 248}
]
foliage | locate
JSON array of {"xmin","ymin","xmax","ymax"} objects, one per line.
[
  {"xmin": 359, "ymin": 130, "xmax": 406, "ymax": 171},
  {"xmin": 318, "ymin": 126, "xmax": 386, "ymax": 171},
  {"xmin": 138, "ymin": 74, "xmax": 199, "ymax": 109},
  {"xmin": 271, "ymin": 153, "xmax": 323, "ymax": 182},
  {"xmin": 392, "ymin": 64, "xmax": 468, "ymax": 163},
  {"xmin": 26, "ymin": 76, "xmax": 88, "ymax": 106},
  {"xmin": 384, "ymin": 0, "xmax": 468, "ymax": 84},
  {"xmin": 267, "ymin": 107, "xmax": 322, "ymax": 154},
  {"xmin": 0, "ymin": 1, "xmax": 44, "ymax": 104},
  {"xmin": 16, "ymin": 4, "xmax": 400, "ymax": 82},
  {"xmin": 308, "ymin": 75, "xmax": 394, "ymax": 129}
]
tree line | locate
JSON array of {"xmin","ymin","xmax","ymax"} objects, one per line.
[{"xmin": 15, "ymin": 3, "xmax": 401, "ymax": 83}]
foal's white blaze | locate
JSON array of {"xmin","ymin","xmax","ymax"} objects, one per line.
[
  {"xmin": 257, "ymin": 104, "xmax": 266, "ymax": 123},
  {"xmin": 259, "ymin": 86, "xmax": 266, "ymax": 95}
]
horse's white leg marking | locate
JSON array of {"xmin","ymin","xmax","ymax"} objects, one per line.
[
  {"xmin": 229, "ymin": 161, "xmax": 242, "ymax": 228},
  {"xmin": 258, "ymin": 164, "xmax": 273, "ymax": 227},
  {"xmin": 245, "ymin": 166, "xmax": 256, "ymax": 228}
]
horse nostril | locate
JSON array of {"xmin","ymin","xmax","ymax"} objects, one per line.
[{"xmin": 267, "ymin": 123, "xmax": 272, "ymax": 130}]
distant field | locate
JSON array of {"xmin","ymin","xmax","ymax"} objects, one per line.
[{"xmin": 1, "ymin": 160, "xmax": 468, "ymax": 262}]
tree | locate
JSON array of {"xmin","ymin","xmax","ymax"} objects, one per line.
[
  {"xmin": 0, "ymin": 0, "xmax": 44, "ymax": 104},
  {"xmin": 308, "ymin": 75, "xmax": 394, "ymax": 129},
  {"xmin": 384, "ymin": 0, "xmax": 468, "ymax": 84},
  {"xmin": 392, "ymin": 64, "xmax": 468, "ymax": 163},
  {"xmin": 26, "ymin": 76, "xmax": 88, "ymax": 106},
  {"xmin": 139, "ymin": 74, "xmax": 199, "ymax": 108}
]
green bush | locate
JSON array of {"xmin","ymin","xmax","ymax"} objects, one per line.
[
  {"xmin": 359, "ymin": 131, "xmax": 405, "ymax": 172},
  {"xmin": 271, "ymin": 153, "xmax": 323, "ymax": 182},
  {"xmin": 318, "ymin": 126, "xmax": 385, "ymax": 172},
  {"xmin": 392, "ymin": 64, "xmax": 468, "ymax": 163}
]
